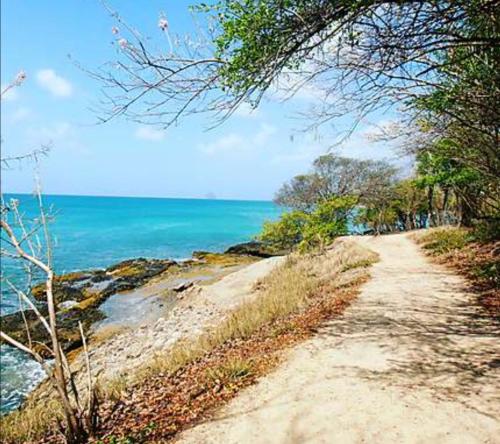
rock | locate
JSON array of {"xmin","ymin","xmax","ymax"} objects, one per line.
[
  {"xmin": 106, "ymin": 258, "xmax": 177, "ymax": 282},
  {"xmin": 172, "ymin": 281, "xmax": 194, "ymax": 293},
  {"xmin": 192, "ymin": 251, "xmax": 256, "ymax": 267},
  {"xmin": 224, "ymin": 241, "xmax": 287, "ymax": 257},
  {"xmin": 59, "ymin": 300, "xmax": 78, "ymax": 310},
  {"xmin": 0, "ymin": 258, "xmax": 178, "ymax": 356}
]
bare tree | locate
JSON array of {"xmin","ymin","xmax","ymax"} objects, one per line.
[
  {"xmin": 1, "ymin": 74, "xmax": 97, "ymax": 443},
  {"xmin": 274, "ymin": 155, "xmax": 399, "ymax": 212}
]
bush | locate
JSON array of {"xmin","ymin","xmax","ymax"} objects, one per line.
[
  {"xmin": 258, "ymin": 211, "xmax": 309, "ymax": 251},
  {"xmin": 472, "ymin": 219, "xmax": 500, "ymax": 242},
  {"xmin": 416, "ymin": 226, "xmax": 471, "ymax": 254},
  {"xmin": 299, "ymin": 196, "xmax": 357, "ymax": 251},
  {"xmin": 258, "ymin": 196, "xmax": 357, "ymax": 252}
]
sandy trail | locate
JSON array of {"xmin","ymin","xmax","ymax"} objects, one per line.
[{"xmin": 178, "ymin": 233, "xmax": 500, "ymax": 444}]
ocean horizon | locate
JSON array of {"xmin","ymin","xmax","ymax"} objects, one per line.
[{"xmin": 3, "ymin": 192, "xmax": 274, "ymax": 203}]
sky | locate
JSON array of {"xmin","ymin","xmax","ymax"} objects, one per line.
[{"xmin": 1, "ymin": 0, "xmax": 409, "ymax": 201}]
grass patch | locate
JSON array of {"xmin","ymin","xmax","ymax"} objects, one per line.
[
  {"xmin": 414, "ymin": 226, "xmax": 472, "ymax": 255},
  {"xmin": 93, "ymin": 239, "xmax": 377, "ymax": 441},
  {"xmin": 125, "ymin": 240, "xmax": 378, "ymax": 384},
  {"xmin": 414, "ymin": 226, "xmax": 499, "ymax": 314},
  {"xmin": 205, "ymin": 356, "xmax": 254, "ymax": 383},
  {"xmin": 0, "ymin": 398, "xmax": 63, "ymax": 443}
]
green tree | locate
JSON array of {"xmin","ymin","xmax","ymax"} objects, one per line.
[
  {"xmin": 258, "ymin": 210, "xmax": 309, "ymax": 251},
  {"xmin": 258, "ymin": 196, "xmax": 356, "ymax": 252},
  {"xmin": 300, "ymin": 196, "xmax": 357, "ymax": 251}
]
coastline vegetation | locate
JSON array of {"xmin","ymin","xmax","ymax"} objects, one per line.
[
  {"xmin": 257, "ymin": 153, "xmax": 498, "ymax": 253},
  {"xmin": 95, "ymin": 239, "xmax": 378, "ymax": 441}
]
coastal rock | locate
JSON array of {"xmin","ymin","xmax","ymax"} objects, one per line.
[
  {"xmin": 59, "ymin": 300, "xmax": 79, "ymax": 310},
  {"xmin": 0, "ymin": 251, "xmax": 261, "ymax": 359},
  {"xmin": 192, "ymin": 251, "xmax": 257, "ymax": 267},
  {"xmin": 1, "ymin": 258, "xmax": 178, "ymax": 356},
  {"xmin": 172, "ymin": 281, "xmax": 194, "ymax": 293},
  {"xmin": 224, "ymin": 241, "xmax": 287, "ymax": 258}
]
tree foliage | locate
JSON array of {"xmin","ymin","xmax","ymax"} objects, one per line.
[
  {"xmin": 275, "ymin": 155, "xmax": 398, "ymax": 212},
  {"xmin": 258, "ymin": 196, "xmax": 356, "ymax": 252}
]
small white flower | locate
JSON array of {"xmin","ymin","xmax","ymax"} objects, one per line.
[
  {"xmin": 118, "ymin": 38, "xmax": 128, "ymax": 48},
  {"xmin": 111, "ymin": 26, "xmax": 119, "ymax": 35},
  {"xmin": 158, "ymin": 17, "xmax": 169, "ymax": 31},
  {"xmin": 14, "ymin": 70, "xmax": 27, "ymax": 86}
]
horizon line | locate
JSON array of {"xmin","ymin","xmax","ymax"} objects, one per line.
[{"xmin": 3, "ymin": 191, "xmax": 275, "ymax": 204}]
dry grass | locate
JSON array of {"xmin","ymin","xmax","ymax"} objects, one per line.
[
  {"xmin": 95, "ymin": 239, "xmax": 377, "ymax": 441},
  {"xmin": 110, "ymin": 239, "xmax": 377, "ymax": 387},
  {"xmin": 0, "ymin": 239, "xmax": 377, "ymax": 443},
  {"xmin": 412, "ymin": 226, "xmax": 471, "ymax": 254},
  {"xmin": 413, "ymin": 227, "xmax": 499, "ymax": 314},
  {"xmin": 0, "ymin": 398, "xmax": 63, "ymax": 443},
  {"xmin": 205, "ymin": 356, "xmax": 254, "ymax": 383}
]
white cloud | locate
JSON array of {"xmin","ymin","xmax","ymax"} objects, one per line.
[
  {"xmin": 36, "ymin": 69, "xmax": 73, "ymax": 97},
  {"xmin": 198, "ymin": 123, "xmax": 277, "ymax": 156},
  {"xmin": 10, "ymin": 107, "xmax": 32, "ymax": 123},
  {"xmin": 271, "ymin": 142, "xmax": 326, "ymax": 165},
  {"xmin": 38, "ymin": 121, "xmax": 73, "ymax": 140},
  {"xmin": 134, "ymin": 126, "xmax": 167, "ymax": 142},
  {"xmin": 270, "ymin": 69, "xmax": 325, "ymax": 103},
  {"xmin": 26, "ymin": 121, "xmax": 89, "ymax": 155},
  {"xmin": 362, "ymin": 119, "xmax": 402, "ymax": 142},
  {"xmin": 254, "ymin": 123, "xmax": 277, "ymax": 145},
  {"xmin": 198, "ymin": 133, "xmax": 245, "ymax": 155}
]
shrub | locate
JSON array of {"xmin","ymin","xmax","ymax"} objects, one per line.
[
  {"xmin": 415, "ymin": 226, "xmax": 471, "ymax": 254},
  {"xmin": 299, "ymin": 196, "xmax": 357, "ymax": 251},
  {"xmin": 472, "ymin": 219, "xmax": 500, "ymax": 242},
  {"xmin": 258, "ymin": 196, "xmax": 357, "ymax": 252},
  {"xmin": 205, "ymin": 357, "xmax": 254, "ymax": 382},
  {"xmin": 258, "ymin": 211, "xmax": 309, "ymax": 251}
]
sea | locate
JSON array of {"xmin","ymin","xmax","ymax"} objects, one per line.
[{"xmin": 0, "ymin": 194, "xmax": 282, "ymax": 413}]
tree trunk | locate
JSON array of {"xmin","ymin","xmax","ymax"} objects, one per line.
[
  {"xmin": 442, "ymin": 187, "xmax": 450, "ymax": 225},
  {"xmin": 458, "ymin": 195, "xmax": 474, "ymax": 227},
  {"xmin": 427, "ymin": 186, "xmax": 435, "ymax": 227}
]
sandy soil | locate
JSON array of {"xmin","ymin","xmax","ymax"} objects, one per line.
[
  {"xmin": 82, "ymin": 256, "xmax": 285, "ymax": 382},
  {"xmin": 178, "ymin": 233, "xmax": 500, "ymax": 444}
]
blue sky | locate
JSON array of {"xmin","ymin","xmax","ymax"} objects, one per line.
[{"xmin": 1, "ymin": 0, "xmax": 407, "ymax": 200}]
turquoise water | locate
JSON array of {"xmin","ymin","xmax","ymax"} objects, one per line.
[{"xmin": 0, "ymin": 194, "xmax": 281, "ymax": 412}]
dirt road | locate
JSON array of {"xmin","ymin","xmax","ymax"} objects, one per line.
[{"xmin": 178, "ymin": 233, "xmax": 500, "ymax": 444}]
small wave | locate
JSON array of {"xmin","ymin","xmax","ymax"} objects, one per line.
[{"xmin": 0, "ymin": 345, "xmax": 47, "ymax": 414}]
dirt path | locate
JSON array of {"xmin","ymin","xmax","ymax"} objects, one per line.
[{"xmin": 178, "ymin": 233, "xmax": 500, "ymax": 444}]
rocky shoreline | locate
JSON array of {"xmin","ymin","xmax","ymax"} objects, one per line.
[
  {"xmin": 0, "ymin": 240, "xmax": 286, "ymax": 421},
  {"xmin": 0, "ymin": 241, "xmax": 282, "ymax": 360}
]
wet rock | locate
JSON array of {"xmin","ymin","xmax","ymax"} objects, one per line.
[
  {"xmin": 192, "ymin": 251, "xmax": 256, "ymax": 267},
  {"xmin": 1, "ymin": 258, "xmax": 178, "ymax": 355},
  {"xmin": 59, "ymin": 300, "xmax": 78, "ymax": 310},
  {"xmin": 224, "ymin": 241, "xmax": 287, "ymax": 257},
  {"xmin": 0, "ymin": 304, "xmax": 105, "ymax": 358}
]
